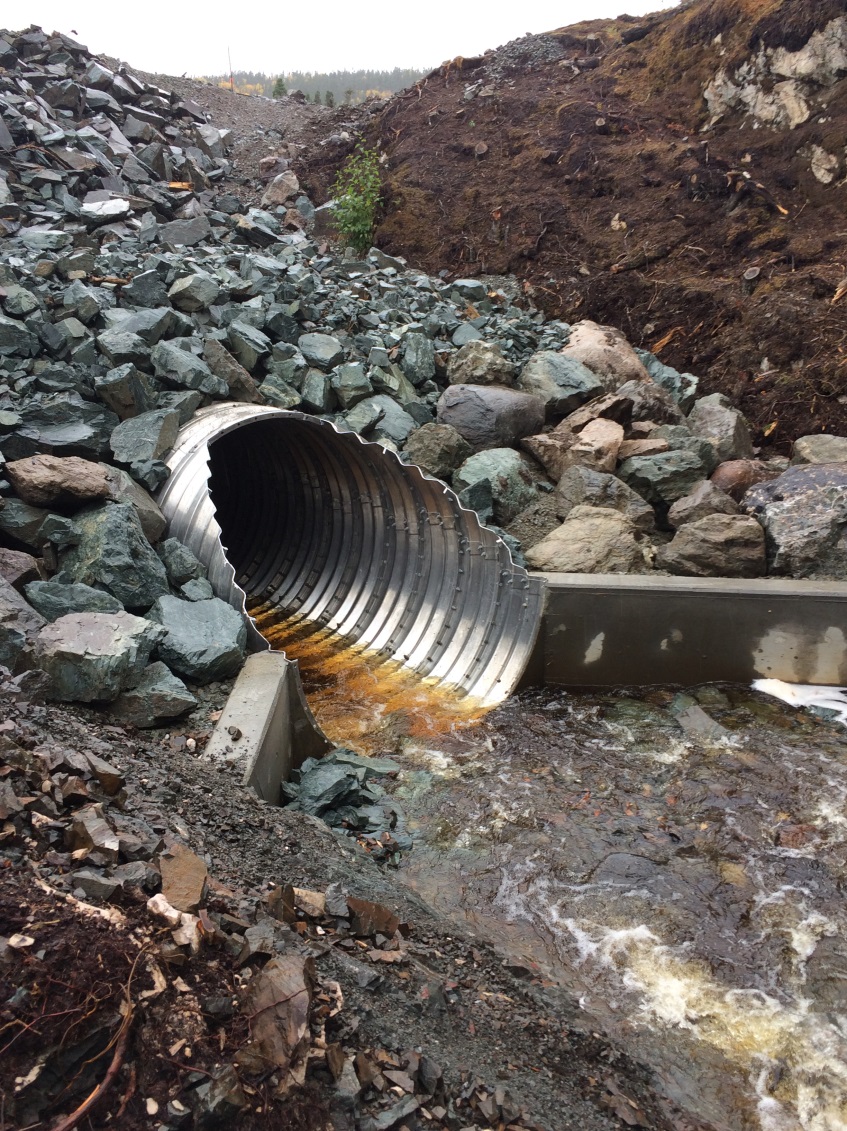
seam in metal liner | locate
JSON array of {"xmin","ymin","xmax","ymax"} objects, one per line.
[{"xmin": 158, "ymin": 404, "xmax": 545, "ymax": 707}]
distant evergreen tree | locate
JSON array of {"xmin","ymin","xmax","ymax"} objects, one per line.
[
  {"xmin": 325, "ymin": 90, "xmax": 335, "ymax": 108},
  {"xmin": 202, "ymin": 67, "xmax": 428, "ymax": 104},
  {"xmin": 272, "ymin": 76, "xmax": 287, "ymax": 98}
]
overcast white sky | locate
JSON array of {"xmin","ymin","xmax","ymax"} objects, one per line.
[{"xmin": 5, "ymin": 0, "xmax": 679, "ymax": 76}]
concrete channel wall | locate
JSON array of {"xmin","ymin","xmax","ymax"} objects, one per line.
[{"xmin": 524, "ymin": 573, "xmax": 847, "ymax": 688}]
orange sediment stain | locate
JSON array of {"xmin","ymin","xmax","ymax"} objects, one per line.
[{"xmin": 249, "ymin": 602, "xmax": 489, "ymax": 756}]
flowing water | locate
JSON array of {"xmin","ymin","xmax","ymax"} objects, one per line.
[{"xmin": 254, "ymin": 608, "xmax": 847, "ymax": 1131}]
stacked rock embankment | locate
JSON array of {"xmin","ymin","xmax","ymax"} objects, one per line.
[{"xmin": 1, "ymin": 24, "xmax": 846, "ymax": 719}]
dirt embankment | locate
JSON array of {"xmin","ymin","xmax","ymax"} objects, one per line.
[{"xmin": 298, "ymin": 0, "xmax": 847, "ymax": 449}]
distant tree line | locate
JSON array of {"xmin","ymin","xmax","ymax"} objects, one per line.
[{"xmin": 203, "ymin": 67, "xmax": 427, "ymax": 104}]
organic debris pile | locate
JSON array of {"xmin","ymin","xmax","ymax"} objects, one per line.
[{"xmin": 296, "ymin": 0, "xmax": 847, "ymax": 444}]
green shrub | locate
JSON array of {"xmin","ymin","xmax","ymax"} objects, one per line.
[
  {"xmin": 272, "ymin": 77, "xmax": 287, "ymax": 98},
  {"xmin": 332, "ymin": 144, "xmax": 382, "ymax": 255}
]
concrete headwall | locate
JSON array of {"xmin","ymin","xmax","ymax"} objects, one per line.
[{"xmin": 525, "ymin": 573, "xmax": 847, "ymax": 688}]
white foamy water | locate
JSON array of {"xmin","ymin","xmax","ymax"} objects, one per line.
[
  {"xmin": 753, "ymin": 680, "xmax": 847, "ymax": 727},
  {"xmin": 493, "ymin": 858, "xmax": 847, "ymax": 1131}
]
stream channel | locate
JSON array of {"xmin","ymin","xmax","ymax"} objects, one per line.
[{"xmin": 255, "ymin": 608, "xmax": 847, "ymax": 1131}]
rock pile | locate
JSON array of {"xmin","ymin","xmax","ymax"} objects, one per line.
[
  {"xmin": 1, "ymin": 24, "xmax": 846, "ymax": 719},
  {"xmin": 282, "ymin": 748, "xmax": 412, "ymax": 862}
]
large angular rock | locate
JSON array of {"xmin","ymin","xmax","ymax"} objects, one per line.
[
  {"xmin": 110, "ymin": 661, "xmax": 198, "ymax": 727},
  {"xmin": 0, "ymin": 499, "xmax": 49, "ymax": 550},
  {"xmin": 94, "ymin": 364, "xmax": 160, "ymax": 420},
  {"xmin": 330, "ymin": 362, "xmax": 372, "ymax": 409},
  {"xmin": 650, "ymin": 424, "xmax": 719, "ymax": 475},
  {"xmin": 151, "ymin": 341, "xmax": 227, "ymax": 396},
  {"xmin": 24, "ymin": 580, "xmax": 123, "ymax": 621},
  {"xmin": 0, "ymin": 548, "xmax": 40, "ymax": 593},
  {"xmin": 558, "ymin": 321, "xmax": 650, "ymax": 390},
  {"xmin": 157, "ymin": 538, "xmax": 204, "ymax": 586},
  {"xmin": 0, "ymin": 577, "xmax": 46, "ymax": 671},
  {"xmin": 635, "ymin": 350, "xmax": 698, "ymax": 412},
  {"xmin": 7, "ymin": 394, "xmax": 117, "ymax": 462},
  {"xmin": 202, "ymin": 339, "xmax": 263, "ymax": 403},
  {"xmin": 361, "ymin": 396, "xmax": 416, "ymax": 445},
  {"xmin": 518, "ymin": 351, "xmax": 603, "ymax": 416},
  {"xmin": 520, "ymin": 432, "xmax": 576, "ymax": 481},
  {"xmin": 667, "ymin": 480, "xmax": 739, "ymax": 529},
  {"xmin": 436, "ymin": 385, "xmax": 545, "ymax": 451},
  {"xmin": 555, "ymin": 465, "xmax": 655, "ymax": 532},
  {"xmin": 525, "ymin": 506, "xmax": 653, "ymax": 573},
  {"xmin": 36, "ymin": 611, "xmax": 165, "ymax": 703},
  {"xmin": 122, "ymin": 270, "xmax": 169, "ymax": 308},
  {"xmin": 791, "ymin": 435, "xmax": 847, "ymax": 466},
  {"xmin": 261, "ymin": 170, "xmax": 300, "ymax": 207},
  {"xmin": 105, "ymin": 469, "xmax": 167, "ymax": 543},
  {"xmin": 110, "ymin": 409, "xmax": 180, "ymax": 466},
  {"xmin": 96, "ymin": 328, "xmax": 151, "ymax": 369},
  {"xmin": 56, "ymin": 502, "xmax": 170, "ymax": 609},
  {"xmin": 453, "ymin": 448, "xmax": 538, "ymax": 525},
  {"xmin": 404, "ymin": 423, "xmax": 472, "ymax": 480},
  {"xmin": 5, "ymin": 455, "xmax": 113, "ymax": 509},
  {"xmin": 618, "ymin": 450, "xmax": 708, "ymax": 505},
  {"xmin": 0, "ymin": 313, "xmax": 37, "ymax": 357},
  {"xmin": 298, "ymin": 332, "xmax": 344, "ymax": 372},
  {"xmin": 159, "ymin": 215, "xmax": 212, "ymax": 246},
  {"xmin": 146, "ymin": 595, "xmax": 247, "ymax": 682},
  {"xmin": 742, "ymin": 464, "xmax": 847, "ymax": 578},
  {"xmin": 658, "ymin": 514, "xmax": 766, "ymax": 577},
  {"xmin": 401, "ymin": 333, "xmax": 436, "ymax": 385},
  {"xmin": 447, "ymin": 340, "xmax": 515, "ymax": 387},
  {"xmin": 160, "ymin": 843, "xmax": 208, "ymax": 913},
  {"xmin": 168, "ymin": 272, "xmax": 220, "ymax": 312},
  {"xmin": 226, "ymin": 321, "xmax": 271, "ymax": 372},
  {"xmin": 615, "ymin": 380, "xmax": 685, "ymax": 425},
  {"xmin": 560, "ymin": 418, "xmax": 623, "ymax": 474},
  {"xmin": 686, "ymin": 393, "xmax": 754, "ymax": 462}
]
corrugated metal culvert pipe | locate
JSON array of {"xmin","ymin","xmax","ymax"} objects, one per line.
[{"xmin": 158, "ymin": 404, "xmax": 545, "ymax": 707}]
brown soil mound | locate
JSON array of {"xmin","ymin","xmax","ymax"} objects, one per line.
[{"xmin": 299, "ymin": 0, "xmax": 847, "ymax": 449}]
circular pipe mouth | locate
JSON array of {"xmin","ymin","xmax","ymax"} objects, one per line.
[{"xmin": 159, "ymin": 405, "xmax": 545, "ymax": 707}]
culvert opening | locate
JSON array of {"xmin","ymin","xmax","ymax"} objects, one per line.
[{"xmin": 159, "ymin": 406, "xmax": 545, "ymax": 716}]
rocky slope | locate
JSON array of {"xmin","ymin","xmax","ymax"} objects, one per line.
[{"xmin": 297, "ymin": 0, "xmax": 847, "ymax": 447}]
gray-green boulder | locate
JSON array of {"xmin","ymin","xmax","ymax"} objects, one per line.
[
  {"xmin": 168, "ymin": 272, "xmax": 220, "ymax": 312},
  {"xmin": 56, "ymin": 502, "xmax": 170, "ymax": 610},
  {"xmin": 146, "ymin": 595, "xmax": 247, "ymax": 682},
  {"xmin": 36, "ymin": 611, "xmax": 165, "ymax": 702},
  {"xmin": 298, "ymin": 332, "xmax": 344, "ymax": 372},
  {"xmin": 110, "ymin": 661, "xmax": 198, "ymax": 726},
  {"xmin": 151, "ymin": 340, "xmax": 227, "ymax": 397},
  {"xmin": 157, "ymin": 538, "xmax": 205, "ymax": 586},
  {"xmin": 454, "ymin": 448, "xmax": 538, "ymax": 526},
  {"xmin": 618, "ymin": 450, "xmax": 708, "ymax": 505},
  {"xmin": 518, "ymin": 352, "xmax": 603, "ymax": 416},
  {"xmin": 24, "ymin": 580, "xmax": 123, "ymax": 621},
  {"xmin": 110, "ymin": 409, "xmax": 180, "ymax": 467},
  {"xmin": 0, "ymin": 578, "xmax": 46, "ymax": 671}
]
